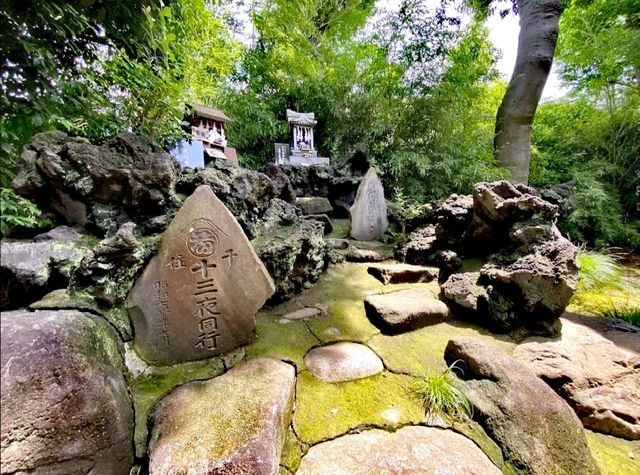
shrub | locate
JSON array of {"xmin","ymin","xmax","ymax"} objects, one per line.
[
  {"xmin": 0, "ymin": 188, "xmax": 49, "ymax": 236},
  {"xmin": 412, "ymin": 362, "xmax": 471, "ymax": 421}
]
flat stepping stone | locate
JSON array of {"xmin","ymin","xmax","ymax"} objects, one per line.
[
  {"xmin": 304, "ymin": 342, "xmax": 383, "ymax": 382},
  {"xmin": 148, "ymin": 358, "xmax": 295, "ymax": 474},
  {"xmin": 296, "ymin": 426, "xmax": 501, "ymax": 475},
  {"xmin": 364, "ymin": 288, "xmax": 449, "ymax": 334},
  {"xmin": 282, "ymin": 307, "xmax": 322, "ymax": 320},
  {"xmin": 346, "ymin": 247, "xmax": 392, "ymax": 262},
  {"xmin": 296, "ymin": 197, "xmax": 332, "ymax": 215},
  {"xmin": 367, "ymin": 263, "xmax": 439, "ymax": 284},
  {"xmin": 325, "ymin": 238, "xmax": 349, "ymax": 249}
]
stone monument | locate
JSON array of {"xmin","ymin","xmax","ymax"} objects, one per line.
[
  {"xmin": 349, "ymin": 168, "xmax": 388, "ymax": 241},
  {"xmin": 127, "ymin": 185, "xmax": 275, "ymax": 365}
]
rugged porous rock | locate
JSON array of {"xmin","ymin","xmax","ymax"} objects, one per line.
[
  {"xmin": 148, "ymin": 358, "xmax": 295, "ymax": 475},
  {"xmin": 12, "ymin": 131, "xmax": 179, "ymax": 235},
  {"xmin": 445, "ymin": 338, "xmax": 600, "ymax": 475},
  {"xmin": 296, "ymin": 426, "xmax": 501, "ymax": 475},
  {"xmin": 303, "ymin": 213, "xmax": 333, "ymax": 235},
  {"xmin": 278, "ymin": 164, "xmax": 362, "ymax": 216},
  {"xmin": 0, "ymin": 226, "xmax": 89, "ymax": 310},
  {"xmin": 72, "ymin": 222, "xmax": 156, "ymax": 307},
  {"xmin": 401, "ymin": 181, "xmax": 578, "ymax": 336},
  {"xmin": 253, "ymin": 216, "xmax": 329, "ymax": 304},
  {"xmin": 514, "ymin": 313, "xmax": 640, "ymax": 440},
  {"xmin": 364, "ymin": 288, "xmax": 449, "ymax": 334},
  {"xmin": 1, "ymin": 309, "xmax": 134, "ymax": 475},
  {"xmin": 260, "ymin": 162, "xmax": 296, "ymax": 203},
  {"xmin": 367, "ymin": 263, "xmax": 439, "ymax": 284},
  {"xmin": 177, "ymin": 160, "xmax": 277, "ymax": 240},
  {"xmin": 304, "ymin": 342, "xmax": 384, "ymax": 383}
]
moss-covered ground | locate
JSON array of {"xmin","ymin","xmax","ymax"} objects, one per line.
[{"xmin": 131, "ymin": 256, "xmax": 638, "ymax": 473}]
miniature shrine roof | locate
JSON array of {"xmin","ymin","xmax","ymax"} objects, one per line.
[
  {"xmin": 190, "ymin": 103, "xmax": 231, "ymax": 123},
  {"xmin": 287, "ymin": 109, "xmax": 317, "ymax": 126}
]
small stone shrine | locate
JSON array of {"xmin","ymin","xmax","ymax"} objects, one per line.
[
  {"xmin": 349, "ymin": 168, "xmax": 388, "ymax": 241},
  {"xmin": 127, "ymin": 185, "xmax": 275, "ymax": 365},
  {"xmin": 275, "ymin": 109, "xmax": 329, "ymax": 166}
]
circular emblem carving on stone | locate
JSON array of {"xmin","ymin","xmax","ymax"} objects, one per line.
[{"xmin": 187, "ymin": 227, "xmax": 218, "ymax": 257}]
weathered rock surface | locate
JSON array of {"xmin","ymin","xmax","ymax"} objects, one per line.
[
  {"xmin": 445, "ymin": 337, "xmax": 600, "ymax": 475},
  {"xmin": 0, "ymin": 226, "xmax": 88, "ymax": 310},
  {"xmin": 13, "ymin": 131, "xmax": 179, "ymax": 235},
  {"xmin": 367, "ymin": 263, "xmax": 439, "ymax": 284},
  {"xmin": 303, "ymin": 213, "xmax": 333, "ymax": 235},
  {"xmin": 72, "ymin": 221, "xmax": 156, "ymax": 308},
  {"xmin": 296, "ymin": 197, "xmax": 333, "ymax": 215},
  {"xmin": 402, "ymin": 181, "xmax": 578, "ymax": 336},
  {"xmin": 128, "ymin": 185, "xmax": 275, "ymax": 365},
  {"xmin": 260, "ymin": 162, "xmax": 296, "ymax": 203},
  {"xmin": 253, "ymin": 217, "xmax": 329, "ymax": 304},
  {"xmin": 349, "ymin": 168, "xmax": 388, "ymax": 241},
  {"xmin": 148, "ymin": 358, "xmax": 295, "ymax": 475},
  {"xmin": 177, "ymin": 161, "xmax": 277, "ymax": 240},
  {"xmin": 1, "ymin": 309, "xmax": 134, "ymax": 475},
  {"xmin": 304, "ymin": 342, "xmax": 384, "ymax": 382},
  {"xmin": 346, "ymin": 246, "xmax": 392, "ymax": 262},
  {"xmin": 296, "ymin": 426, "xmax": 501, "ymax": 475},
  {"xmin": 514, "ymin": 313, "xmax": 640, "ymax": 440},
  {"xmin": 364, "ymin": 288, "xmax": 449, "ymax": 334}
]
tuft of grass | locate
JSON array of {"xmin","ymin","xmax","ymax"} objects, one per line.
[
  {"xmin": 412, "ymin": 361, "xmax": 472, "ymax": 421},
  {"xmin": 600, "ymin": 306, "xmax": 640, "ymax": 328},
  {"xmin": 576, "ymin": 250, "xmax": 625, "ymax": 292}
]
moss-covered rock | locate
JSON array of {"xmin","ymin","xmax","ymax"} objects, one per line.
[
  {"xmin": 148, "ymin": 358, "xmax": 296, "ymax": 474},
  {"xmin": 586, "ymin": 430, "xmax": 640, "ymax": 475},
  {"xmin": 125, "ymin": 344, "xmax": 228, "ymax": 457},
  {"xmin": 293, "ymin": 370, "xmax": 424, "ymax": 445},
  {"xmin": 1, "ymin": 309, "xmax": 133, "ymax": 474}
]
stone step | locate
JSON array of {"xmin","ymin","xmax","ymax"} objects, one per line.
[{"xmin": 364, "ymin": 288, "xmax": 449, "ymax": 334}]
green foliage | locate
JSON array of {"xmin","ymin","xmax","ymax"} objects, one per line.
[
  {"xmin": 576, "ymin": 250, "xmax": 626, "ymax": 292},
  {"xmin": 0, "ymin": 188, "xmax": 49, "ymax": 236},
  {"xmin": 412, "ymin": 361, "xmax": 472, "ymax": 421},
  {"xmin": 600, "ymin": 306, "xmax": 640, "ymax": 327}
]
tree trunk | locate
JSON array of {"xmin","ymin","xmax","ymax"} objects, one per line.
[{"xmin": 494, "ymin": 0, "xmax": 563, "ymax": 184}]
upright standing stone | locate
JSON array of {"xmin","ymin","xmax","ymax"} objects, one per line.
[
  {"xmin": 127, "ymin": 185, "xmax": 275, "ymax": 365},
  {"xmin": 349, "ymin": 168, "xmax": 388, "ymax": 241}
]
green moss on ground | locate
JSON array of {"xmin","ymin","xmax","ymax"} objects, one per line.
[
  {"xmin": 586, "ymin": 430, "xmax": 640, "ymax": 475},
  {"xmin": 293, "ymin": 370, "xmax": 424, "ymax": 445},
  {"xmin": 450, "ymin": 420, "xmax": 506, "ymax": 472},
  {"xmin": 297, "ymin": 262, "xmax": 439, "ymax": 343},
  {"xmin": 245, "ymin": 316, "xmax": 318, "ymax": 368},
  {"xmin": 129, "ymin": 356, "xmax": 226, "ymax": 457},
  {"xmin": 280, "ymin": 426, "xmax": 304, "ymax": 472},
  {"xmin": 368, "ymin": 321, "xmax": 516, "ymax": 377}
]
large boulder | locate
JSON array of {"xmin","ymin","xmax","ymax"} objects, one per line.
[
  {"xmin": 148, "ymin": 358, "xmax": 295, "ymax": 475},
  {"xmin": 12, "ymin": 131, "xmax": 179, "ymax": 235},
  {"xmin": 297, "ymin": 426, "xmax": 501, "ymax": 475},
  {"xmin": 0, "ymin": 226, "xmax": 88, "ymax": 310},
  {"xmin": 1, "ymin": 309, "xmax": 134, "ymax": 475},
  {"xmin": 514, "ymin": 313, "xmax": 640, "ymax": 440},
  {"xmin": 445, "ymin": 338, "xmax": 600, "ymax": 475}
]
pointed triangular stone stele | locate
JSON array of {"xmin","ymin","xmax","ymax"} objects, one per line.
[
  {"xmin": 349, "ymin": 168, "xmax": 388, "ymax": 241},
  {"xmin": 127, "ymin": 185, "xmax": 275, "ymax": 365}
]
